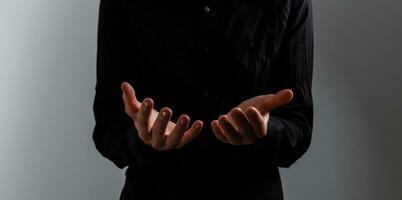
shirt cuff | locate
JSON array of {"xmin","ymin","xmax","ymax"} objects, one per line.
[
  {"xmin": 124, "ymin": 126, "xmax": 176, "ymax": 168},
  {"xmin": 223, "ymin": 115, "xmax": 286, "ymax": 166}
]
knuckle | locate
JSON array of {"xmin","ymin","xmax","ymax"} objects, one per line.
[
  {"xmin": 152, "ymin": 141, "xmax": 164, "ymax": 150},
  {"xmin": 138, "ymin": 133, "xmax": 148, "ymax": 142},
  {"xmin": 165, "ymin": 142, "xmax": 176, "ymax": 150},
  {"xmin": 137, "ymin": 131, "xmax": 148, "ymax": 140},
  {"xmin": 151, "ymin": 143, "xmax": 159, "ymax": 150},
  {"xmin": 170, "ymin": 139, "xmax": 180, "ymax": 148},
  {"xmin": 137, "ymin": 132, "xmax": 145, "ymax": 141}
]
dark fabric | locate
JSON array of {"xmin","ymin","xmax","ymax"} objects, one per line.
[{"xmin": 92, "ymin": 0, "xmax": 314, "ymax": 199}]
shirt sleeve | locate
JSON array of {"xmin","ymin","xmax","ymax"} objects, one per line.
[
  {"xmin": 92, "ymin": 0, "xmax": 171, "ymax": 169},
  {"xmin": 235, "ymin": 0, "xmax": 314, "ymax": 168}
]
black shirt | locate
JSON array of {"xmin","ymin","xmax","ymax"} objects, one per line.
[{"xmin": 92, "ymin": 0, "xmax": 314, "ymax": 199}]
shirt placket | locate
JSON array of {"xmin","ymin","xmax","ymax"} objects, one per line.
[{"xmin": 197, "ymin": 0, "xmax": 220, "ymax": 151}]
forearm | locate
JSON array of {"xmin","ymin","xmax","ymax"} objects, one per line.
[
  {"xmin": 92, "ymin": 86, "xmax": 183, "ymax": 168},
  {"xmin": 93, "ymin": 0, "xmax": 169, "ymax": 169},
  {"xmin": 254, "ymin": 97, "xmax": 313, "ymax": 167},
  {"xmin": 227, "ymin": 0, "xmax": 314, "ymax": 167}
]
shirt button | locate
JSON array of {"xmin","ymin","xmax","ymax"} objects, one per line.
[
  {"xmin": 202, "ymin": 90, "xmax": 209, "ymax": 96},
  {"xmin": 204, "ymin": 5, "xmax": 211, "ymax": 13},
  {"xmin": 204, "ymin": 48, "xmax": 209, "ymax": 52}
]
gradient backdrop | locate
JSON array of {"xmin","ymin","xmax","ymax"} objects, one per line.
[{"xmin": 1, "ymin": 0, "xmax": 401, "ymax": 199}]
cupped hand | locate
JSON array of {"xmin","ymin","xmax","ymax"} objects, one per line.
[
  {"xmin": 121, "ymin": 82, "xmax": 203, "ymax": 150},
  {"xmin": 211, "ymin": 89, "xmax": 294, "ymax": 145}
]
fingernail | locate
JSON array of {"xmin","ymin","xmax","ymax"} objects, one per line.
[
  {"xmin": 180, "ymin": 118, "xmax": 186, "ymax": 125},
  {"xmin": 162, "ymin": 111, "xmax": 166, "ymax": 117}
]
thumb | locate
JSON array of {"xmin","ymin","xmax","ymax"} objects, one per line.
[
  {"xmin": 261, "ymin": 89, "xmax": 293, "ymax": 114},
  {"xmin": 121, "ymin": 82, "xmax": 140, "ymax": 113}
]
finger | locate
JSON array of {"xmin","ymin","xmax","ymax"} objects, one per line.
[
  {"xmin": 245, "ymin": 107, "xmax": 267, "ymax": 138},
  {"xmin": 122, "ymin": 92, "xmax": 136, "ymax": 118},
  {"xmin": 218, "ymin": 115, "xmax": 243, "ymax": 144},
  {"xmin": 261, "ymin": 89, "xmax": 293, "ymax": 114},
  {"xmin": 122, "ymin": 89, "xmax": 138, "ymax": 119},
  {"xmin": 211, "ymin": 120, "xmax": 228, "ymax": 143},
  {"xmin": 151, "ymin": 107, "xmax": 172, "ymax": 149},
  {"xmin": 121, "ymin": 82, "xmax": 140, "ymax": 113},
  {"xmin": 136, "ymin": 98, "xmax": 153, "ymax": 142},
  {"xmin": 229, "ymin": 107, "xmax": 256, "ymax": 140},
  {"xmin": 164, "ymin": 115, "xmax": 190, "ymax": 149},
  {"xmin": 176, "ymin": 120, "xmax": 203, "ymax": 148}
]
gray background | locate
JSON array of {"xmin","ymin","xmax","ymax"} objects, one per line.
[{"xmin": 1, "ymin": 0, "xmax": 401, "ymax": 199}]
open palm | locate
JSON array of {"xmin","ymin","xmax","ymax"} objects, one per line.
[
  {"xmin": 211, "ymin": 89, "xmax": 294, "ymax": 145},
  {"xmin": 121, "ymin": 82, "xmax": 203, "ymax": 150}
]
